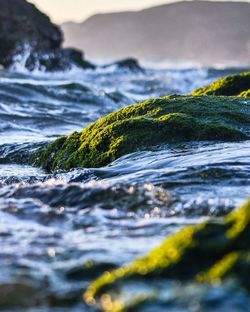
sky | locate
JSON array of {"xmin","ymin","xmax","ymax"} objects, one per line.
[
  {"xmin": 28, "ymin": 0, "xmax": 177, "ymax": 23},
  {"xmin": 28, "ymin": 0, "xmax": 250, "ymax": 24}
]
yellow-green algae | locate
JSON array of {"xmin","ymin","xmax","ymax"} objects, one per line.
[
  {"xmin": 35, "ymin": 95, "xmax": 250, "ymax": 171},
  {"xmin": 84, "ymin": 199, "xmax": 250, "ymax": 311},
  {"xmin": 192, "ymin": 72, "xmax": 250, "ymax": 96},
  {"xmin": 240, "ymin": 89, "xmax": 250, "ymax": 97}
]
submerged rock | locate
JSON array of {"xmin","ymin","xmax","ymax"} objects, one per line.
[
  {"xmin": 35, "ymin": 95, "xmax": 250, "ymax": 171},
  {"xmin": 0, "ymin": 0, "xmax": 94, "ymax": 71},
  {"xmin": 192, "ymin": 72, "xmax": 250, "ymax": 96},
  {"xmin": 0, "ymin": 282, "xmax": 45, "ymax": 308},
  {"xmin": 84, "ymin": 199, "xmax": 250, "ymax": 310}
]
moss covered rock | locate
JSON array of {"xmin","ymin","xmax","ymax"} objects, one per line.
[
  {"xmin": 192, "ymin": 72, "xmax": 250, "ymax": 96},
  {"xmin": 240, "ymin": 89, "xmax": 250, "ymax": 97},
  {"xmin": 35, "ymin": 95, "xmax": 250, "ymax": 171},
  {"xmin": 84, "ymin": 199, "xmax": 250, "ymax": 310}
]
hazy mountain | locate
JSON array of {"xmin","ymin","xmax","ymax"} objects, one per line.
[{"xmin": 61, "ymin": 1, "xmax": 250, "ymax": 65}]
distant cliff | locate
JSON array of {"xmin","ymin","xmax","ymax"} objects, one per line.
[{"xmin": 62, "ymin": 1, "xmax": 250, "ymax": 65}]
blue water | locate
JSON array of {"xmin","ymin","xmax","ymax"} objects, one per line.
[{"xmin": 0, "ymin": 64, "xmax": 249, "ymax": 311}]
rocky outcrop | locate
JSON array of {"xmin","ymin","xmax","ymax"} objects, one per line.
[
  {"xmin": 35, "ymin": 94, "xmax": 250, "ymax": 171},
  {"xmin": 0, "ymin": 0, "xmax": 94, "ymax": 71}
]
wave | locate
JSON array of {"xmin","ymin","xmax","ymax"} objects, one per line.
[{"xmin": 1, "ymin": 64, "xmax": 250, "ymax": 311}]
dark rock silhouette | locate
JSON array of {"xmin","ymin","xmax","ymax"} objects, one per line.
[
  {"xmin": 62, "ymin": 1, "xmax": 250, "ymax": 65},
  {"xmin": 25, "ymin": 48, "xmax": 95, "ymax": 71},
  {"xmin": 0, "ymin": 0, "xmax": 94, "ymax": 70},
  {"xmin": 102, "ymin": 58, "xmax": 143, "ymax": 72}
]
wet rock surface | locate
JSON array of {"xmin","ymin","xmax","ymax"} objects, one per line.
[{"xmin": 192, "ymin": 72, "xmax": 250, "ymax": 96}]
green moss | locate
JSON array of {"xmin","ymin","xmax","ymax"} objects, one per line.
[
  {"xmin": 240, "ymin": 89, "xmax": 250, "ymax": 97},
  {"xmin": 35, "ymin": 95, "xmax": 250, "ymax": 171},
  {"xmin": 84, "ymin": 199, "xmax": 250, "ymax": 310},
  {"xmin": 192, "ymin": 72, "xmax": 250, "ymax": 96}
]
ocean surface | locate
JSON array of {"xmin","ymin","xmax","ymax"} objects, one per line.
[{"xmin": 0, "ymin": 64, "xmax": 250, "ymax": 311}]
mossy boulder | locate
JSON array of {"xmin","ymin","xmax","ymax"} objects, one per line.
[
  {"xmin": 35, "ymin": 95, "xmax": 250, "ymax": 171},
  {"xmin": 192, "ymin": 72, "xmax": 250, "ymax": 96},
  {"xmin": 84, "ymin": 199, "xmax": 250, "ymax": 310}
]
